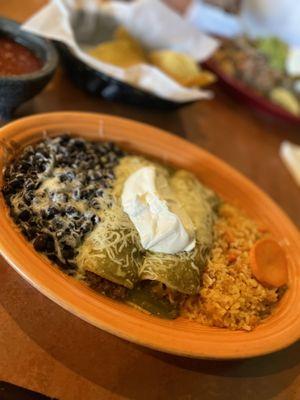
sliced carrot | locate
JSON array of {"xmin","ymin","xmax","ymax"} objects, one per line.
[{"xmin": 250, "ymin": 238, "xmax": 288, "ymax": 288}]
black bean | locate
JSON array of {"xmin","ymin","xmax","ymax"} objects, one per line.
[
  {"xmin": 44, "ymin": 206, "xmax": 59, "ymax": 220},
  {"xmin": 101, "ymin": 181, "xmax": 110, "ymax": 189},
  {"xmin": 35, "ymin": 147, "xmax": 50, "ymax": 159},
  {"xmin": 2, "ymin": 184, "xmax": 12, "ymax": 196},
  {"xmin": 64, "ymin": 227, "xmax": 71, "ymax": 235},
  {"xmin": 91, "ymin": 214, "xmax": 100, "ymax": 225},
  {"xmin": 58, "ymin": 135, "xmax": 71, "ymax": 146},
  {"xmin": 73, "ymin": 219, "xmax": 83, "ymax": 229},
  {"xmin": 65, "ymin": 205, "xmax": 79, "ymax": 215},
  {"xmin": 24, "ymin": 193, "xmax": 34, "ymax": 206},
  {"xmin": 95, "ymin": 189, "xmax": 104, "ymax": 197},
  {"xmin": 17, "ymin": 161, "xmax": 31, "ymax": 173},
  {"xmin": 72, "ymin": 138, "xmax": 86, "ymax": 150},
  {"xmin": 23, "ymin": 146, "xmax": 34, "ymax": 157},
  {"xmin": 10, "ymin": 178, "xmax": 24, "ymax": 190},
  {"xmin": 62, "ymin": 245, "xmax": 75, "ymax": 260},
  {"xmin": 66, "ymin": 261, "xmax": 78, "ymax": 271},
  {"xmin": 25, "ymin": 227, "xmax": 37, "ymax": 240},
  {"xmin": 80, "ymin": 189, "xmax": 93, "ymax": 200},
  {"xmin": 36, "ymin": 163, "xmax": 47, "ymax": 173},
  {"xmin": 48, "ymin": 254, "xmax": 60, "ymax": 264},
  {"xmin": 115, "ymin": 148, "xmax": 125, "ymax": 157},
  {"xmin": 52, "ymin": 219, "xmax": 64, "ymax": 230},
  {"xmin": 59, "ymin": 171, "xmax": 74, "ymax": 182},
  {"xmin": 46, "ymin": 236, "xmax": 55, "ymax": 253},
  {"xmin": 24, "ymin": 181, "xmax": 34, "ymax": 191},
  {"xmin": 18, "ymin": 209, "xmax": 31, "ymax": 222},
  {"xmin": 33, "ymin": 233, "xmax": 52, "ymax": 252},
  {"xmin": 90, "ymin": 199, "xmax": 101, "ymax": 210},
  {"xmin": 59, "ymin": 174, "xmax": 68, "ymax": 183},
  {"xmin": 3, "ymin": 167, "xmax": 11, "ymax": 180},
  {"xmin": 80, "ymin": 221, "xmax": 93, "ymax": 234}
]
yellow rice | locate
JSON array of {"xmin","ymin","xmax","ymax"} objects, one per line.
[{"xmin": 181, "ymin": 203, "xmax": 281, "ymax": 331}]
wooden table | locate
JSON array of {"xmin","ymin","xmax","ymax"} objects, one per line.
[{"xmin": 1, "ymin": 2, "xmax": 299, "ymax": 399}]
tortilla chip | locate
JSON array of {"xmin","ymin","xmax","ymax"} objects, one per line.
[
  {"xmin": 89, "ymin": 29, "xmax": 216, "ymax": 86},
  {"xmin": 114, "ymin": 26, "xmax": 137, "ymax": 43},
  {"xmin": 89, "ymin": 38, "xmax": 147, "ymax": 68},
  {"xmin": 149, "ymin": 50, "xmax": 216, "ymax": 87},
  {"xmin": 182, "ymin": 71, "xmax": 216, "ymax": 88}
]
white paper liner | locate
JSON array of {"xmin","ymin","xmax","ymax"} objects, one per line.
[{"xmin": 22, "ymin": 0, "xmax": 219, "ymax": 103}]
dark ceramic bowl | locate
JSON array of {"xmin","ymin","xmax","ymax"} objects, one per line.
[
  {"xmin": 0, "ymin": 17, "xmax": 58, "ymax": 121},
  {"xmin": 56, "ymin": 43, "xmax": 191, "ymax": 110}
]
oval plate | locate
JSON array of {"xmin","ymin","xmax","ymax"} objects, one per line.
[
  {"xmin": 0, "ymin": 112, "xmax": 299, "ymax": 359},
  {"xmin": 205, "ymin": 60, "xmax": 300, "ymax": 125}
]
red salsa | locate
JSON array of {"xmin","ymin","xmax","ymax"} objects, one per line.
[{"xmin": 0, "ymin": 36, "xmax": 43, "ymax": 76}]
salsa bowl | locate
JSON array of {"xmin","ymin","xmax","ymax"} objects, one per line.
[
  {"xmin": 0, "ymin": 18, "xmax": 58, "ymax": 121},
  {"xmin": 0, "ymin": 112, "xmax": 299, "ymax": 359}
]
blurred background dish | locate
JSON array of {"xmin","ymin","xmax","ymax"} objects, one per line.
[
  {"xmin": 22, "ymin": 0, "xmax": 218, "ymax": 110},
  {"xmin": 0, "ymin": 17, "xmax": 58, "ymax": 121},
  {"xmin": 204, "ymin": 36, "xmax": 300, "ymax": 123},
  {"xmin": 171, "ymin": 0, "xmax": 300, "ymax": 123}
]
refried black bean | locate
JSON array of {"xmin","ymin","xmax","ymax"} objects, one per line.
[
  {"xmin": 18, "ymin": 209, "xmax": 32, "ymax": 222},
  {"xmin": 2, "ymin": 135, "xmax": 125, "ymax": 274}
]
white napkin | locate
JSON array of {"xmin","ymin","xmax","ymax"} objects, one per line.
[
  {"xmin": 22, "ymin": 0, "xmax": 219, "ymax": 103},
  {"xmin": 280, "ymin": 141, "xmax": 300, "ymax": 186}
]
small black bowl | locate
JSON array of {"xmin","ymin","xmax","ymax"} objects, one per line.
[
  {"xmin": 0, "ymin": 17, "xmax": 58, "ymax": 121},
  {"xmin": 56, "ymin": 43, "xmax": 191, "ymax": 110}
]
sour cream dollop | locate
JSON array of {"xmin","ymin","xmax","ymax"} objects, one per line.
[{"xmin": 121, "ymin": 166, "xmax": 195, "ymax": 254}]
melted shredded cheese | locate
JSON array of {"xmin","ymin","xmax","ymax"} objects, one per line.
[{"xmin": 77, "ymin": 156, "xmax": 217, "ymax": 293}]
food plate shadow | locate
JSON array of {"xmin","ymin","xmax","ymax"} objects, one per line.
[
  {"xmin": 0, "ymin": 259, "xmax": 299, "ymax": 400},
  {"xmin": 141, "ymin": 341, "xmax": 300, "ymax": 376}
]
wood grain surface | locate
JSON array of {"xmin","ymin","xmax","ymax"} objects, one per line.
[{"xmin": 0, "ymin": 1, "xmax": 299, "ymax": 399}]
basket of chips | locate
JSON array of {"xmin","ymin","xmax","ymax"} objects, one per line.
[{"xmin": 23, "ymin": 0, "xmax": 219, "ymax": 109}]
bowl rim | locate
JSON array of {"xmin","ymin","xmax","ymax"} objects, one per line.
[
  {"xmin": 0, "ymin": 17, "xmax": 58, "ymax": 81},
  {"xmin": 0, "ymin": 111, "xmax": 299, "ymax": 359}
]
